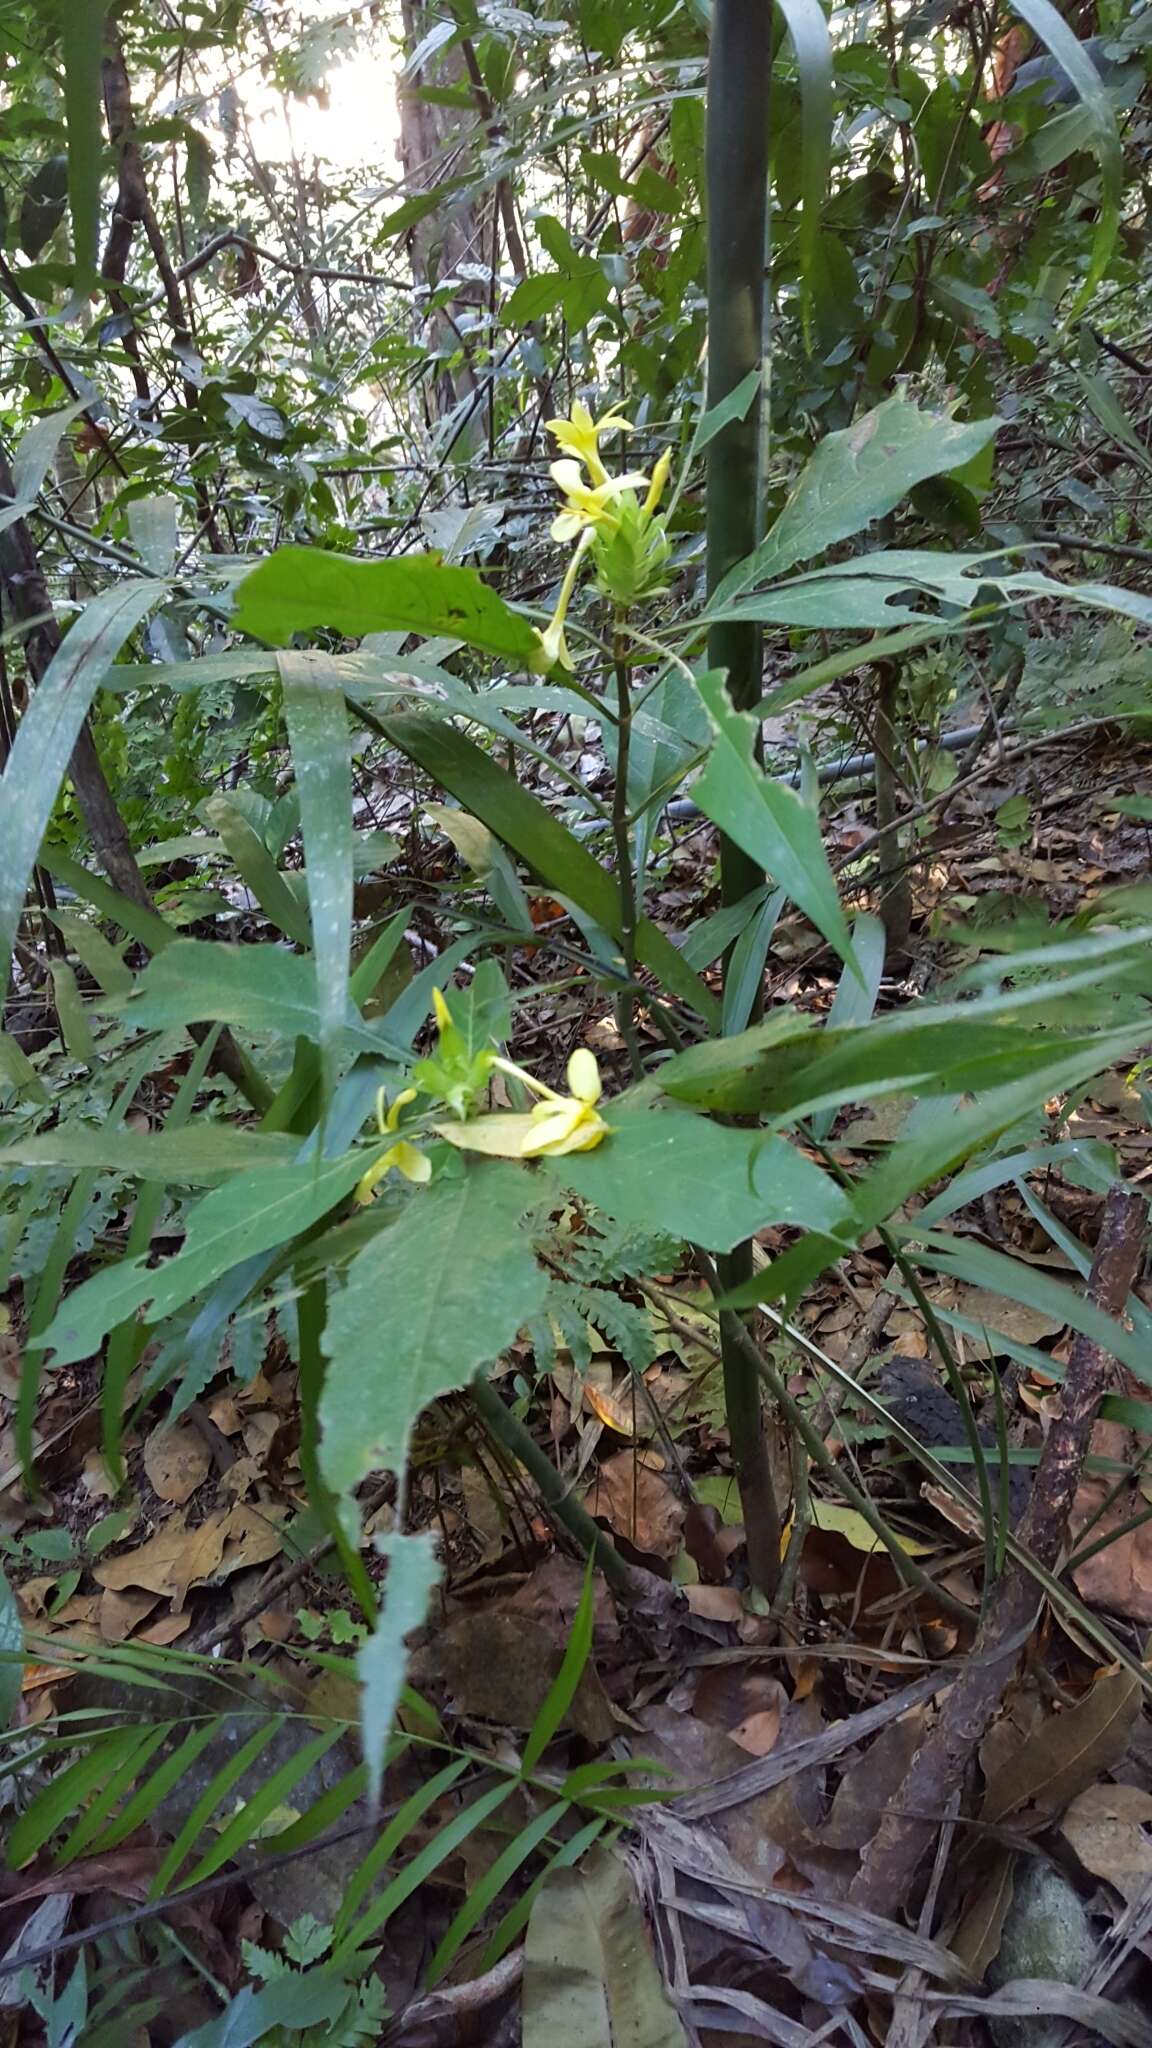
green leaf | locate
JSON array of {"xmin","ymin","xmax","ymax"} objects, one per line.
[
  {"xmin": 546, "ymin": 1097, "xmax": 852, "ymax": 1253},
  {"xmin": 126, "ymin": 495, "xmax": 179, "ymax": 575},
  {"xmin": 232, "ymin": 547, "xmax": 542, "ymax": 666},
  {"xmin": 712, "ymin": 394, "xmax": 1001, "ymax": 601},
  {"xmin": 810, "ymin": 912, "xmax": 886, "ymax": 1139},
  {"xmin": 281, "ymin": 654, "xmax": 354, "ymax": 1094},
  {"xmin": 428, "ymin": 1799, "xmax": 571, "ymax": 1988},
  {"xmin": 34, "ymin": 1150, "xmax": 371, "ymax": 1366},
  {"xmin": 380, "ymin": 712, "xmax": 717, "ymax": 1020},
  {"xmin": 60, "ymin": 0, "xmax": 106, "ymax": 292},
  {"xmin": 692, "ymin": 368, "xmax": 761, "ymax": 455},
  {"xmin": 10, "ymin": 399, "xmax": 91, "ymax": 506},
  {"xmin": 0, "ymin": 1124, "xmax": 297, "ymax": 1179},
  {"xmin": 41, "ymin": 844, "xmax": 175, "ymax": 954},
  {"xmin": 174, "ymin": 1968, "xmax": 349, "ymax": 2047},
  {"xmin": 911, "ymin": 1234, "xmax": 1151, "ymax": 1387},
  {"xmin": 0, "ymin": 580, "xmax": 163, "ymax": 1000},
  {"xmin": 916, "ymin": 1141, "xmax": 1118, "ymax": 1227},
  {"xmin": 522, "ymin": 1844, "xmax": 689, "ymax": 2048},
  {"xmin": 320, "ymin": 1161, "xmax": 546, "ymax": 1495},
  {"xmin": 118, "ymin": 940, "xmax": 398, "ymax": 1058},
  {"xmin": 0, "ymin": 1032, "xmax": 49, "ymax": 1103},
  {"xmin": 775, "ymin": 0, "xmax": 832, "ymax": 350},
  {"xmin": 200, "ymin": 796, "xmax": 312, "ymax": 947},
  {"xmin": 522, "ymin": 1563, "xmax": 595, "ymax": 1772},
  {"xmin": 1011, "ymin": 0, "xmax": 1122, "ymax": 310},
  {"xmin": 0, "ymin": 1565, "xmax": 23, "ymax": 1730},
  {"xmin": 49, "ymin": 959, "xmax": 95, "ymax": 1065},
  {"xmin": 659, "ymin": 1008, "xmax": 1140, "ymax": 1121},
  {"xmin": 357, "ymin": 1529, "xmax": 441, "ymax": 1807},
  {"xmin": 691, "ymin": 672, "xmax": 857, "ymax": 974},
  {"xmin": 49, "ymin": 909, "xmax": 132, "ymax": 996}
]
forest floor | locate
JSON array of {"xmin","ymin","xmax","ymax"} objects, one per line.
[{"xmin": 3, "ymin": 721, "xmax": 1152, "ymax": 2046}]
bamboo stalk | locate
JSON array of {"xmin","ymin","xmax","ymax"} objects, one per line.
[{"xmin": 705, "ymin": 0, "xmax": 779, "ymax": 1595}]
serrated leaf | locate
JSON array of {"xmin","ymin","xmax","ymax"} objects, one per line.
[
  {"xmin": 116, "ymin": 939, "xmax": 398, "ymax": 1057},
  {"xmin": 34, "ymin": 1149, "xmax": 370, "ymax": 1366},
  {"xmin": 320, "ymin": 1162, "xmax": 546, "ymax": 1495},
  {"xmin": 0, "ymin": 1124, "xmax": 297, "ymax": 1179}
]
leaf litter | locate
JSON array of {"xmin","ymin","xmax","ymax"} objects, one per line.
[{"xmin": 4, "ymin": 730, "xmax": 1152, "ymax": 2046}]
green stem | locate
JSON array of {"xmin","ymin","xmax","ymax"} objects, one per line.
[
  {"xmin": 705, "ymin": 0, "xmax": 777, "ymax": 1593},
  {"xmin": 469, "ymin": 1369, "xmax": 635, "ymax": 1598},
  {"xmin": 611, "ymin": 622, "xmax": 643, "ymax": 1079}
]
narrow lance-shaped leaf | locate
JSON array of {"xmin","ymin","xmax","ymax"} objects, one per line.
[
  {"xmin": 10, "ymin": 400, "xmax": 92, "ymax": 508},
  {"xmin": 0, "ymin": 579, "xmax": 163, "ymax": 996},
  {"xmin": 381, "ymin": 711, "xmax": 718, "ymax": 1020},
  {"xmin": 200, "ymin": 795, "xmax": 311, "ymax": 947},
  {"xmin": 691, "ymin": 671, "xmax": 859, "ymax": 977},
  {"xmin": 1012, "ymin": 0, "xmax": 1123, "ymax": 311},
  {"xmin": 59, "ymin": 0, "xmax": 107, "ymax": 295},
  {"xmin": 358, "ymin": 1530, "xmax": 441, "ymax": 1807},
  {"xmin": 775, "ymin": 0, "xmax": 832, "ymax": 350},
  {"xmin": 280, "ymin": 652, "xmax": 355, "ymax": 1100}
]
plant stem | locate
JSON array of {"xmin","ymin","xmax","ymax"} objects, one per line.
[
  {"xmin": 705, "ymin": 0, "xmax": 776, "ymax": 1593},
  {"xmin": 469, "ymin": 1368, "xmax": 635, "ymax": 1598},
  {"xmin": 873, "ymin": 659, "xmax": 912, "ymax": 960},
  {"xmin": 611, "ymin": 622, "xmax": 643, "ymax": 1079}
]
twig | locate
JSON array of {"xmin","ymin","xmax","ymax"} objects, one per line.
[
  {"xmin": 381, "ymin": 1949, "xmax": 523, "ymax": 2041},
  {"xmin": 849, "ymin": 1186, "xmax": 1147, "ymax": 1921}
]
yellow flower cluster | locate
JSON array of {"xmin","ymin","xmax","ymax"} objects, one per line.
[
  {"xmin": 536, "ymin": 402, "xmax": 673, "ymax": 671},
  {"xmin": 354, "ymin": 992, "xmax": 610, "ymax": 1202}
]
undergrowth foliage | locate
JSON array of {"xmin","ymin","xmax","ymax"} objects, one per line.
[{"xmin": 1, "ymin": 0, "xmax": 1152, "ymax": 2032}]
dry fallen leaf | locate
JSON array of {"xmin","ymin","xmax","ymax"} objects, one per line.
[
  {"xmin": 1071, "ymin": 1421, "xmax": 1152, "ymax": 1624},
  {"xmin": 218, "ymin": 1501, "xmax": 286, "ymax": 1575},
  {"xmin": 93, "ymin": 1514, "xmax": 227, "ymax": 1610},
  {"xmin": 981, "ymin": 1668, "xmax": 1142, "ymax": 1824},
  {"xmin": 138, "ymin": 1610, "xmax": 193, "ymax": 1646},
  {"xmin": 586, "ymin": 1451, "xmax": 684, "ymax": 1561},
  {"xmin": 99, "ymin": 1586, "xmax": 159, "ymax": 1644},
  {"xmin": 143, "ymin": 1421, "xmax": 211, "ymax": 1506},
  {"xmin": 729, "ymin": 1706, "xmax": 782, "ymax": 1756},
  {"xmin": 684, "ymin": 1584, "xmax": 745, "ymax": 1622},
  {"xmin": 1061, "ymin": 1782, "xmax": 1152, "ymax": 1903}
]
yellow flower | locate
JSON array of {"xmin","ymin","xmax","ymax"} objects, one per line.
[
  {"xmin": 536, "ymin": 527, "xmax": 594, "ymax": 672},
  {"xmin": 549, "ymin": 459, "xmax": 650, "ymax": 544},
  {"xmin": 521, "ymin": 1047, "xmax": 606, "ymax": 1156},
  {"xmin": 546, "ymin": 400, "xmax": 634, "ymax": 486},
  {"xmin": 643, "ymin": 447, "xmax": 672, "ymax": 519},
  {"xmin": 355, "ymin": 1086, "xmax": 431, "ymax": 1203},
  {"xmin": 432, "ymin": 1047, "xmax": 609, "ymax": 1160}
]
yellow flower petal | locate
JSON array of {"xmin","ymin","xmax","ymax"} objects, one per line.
[
  {"xmin": 432, "ymin": 986, "xmax": 453, "ymax": 1033},
  {"xmin": 354, "ymin": 1139, "xmax": 430, "ymax": 1204},
  {"xmin": 433, "ymin": 1113, "xmax": 540, "ymax": 1157},
  {"xmin": 384, "ymin": 1086, "xmax": 418, "ymax": 1133},
  {"xmin": 566, "ymin": 1047, "xmax": 601, "ymax": 1105}
]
